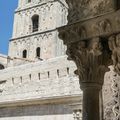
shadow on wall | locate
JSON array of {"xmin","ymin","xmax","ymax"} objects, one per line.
[
  {"xmin": 0, "ymin": 104, "xmax": 73, "ymax": 117},
  {"xmin": 0, "ymin": 64, "xmax": 5, "ymax": 70}
]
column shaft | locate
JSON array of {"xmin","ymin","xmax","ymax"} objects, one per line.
[{"xmin": 82, "ymin": 87, "xmax": 100, "ymax": 120}]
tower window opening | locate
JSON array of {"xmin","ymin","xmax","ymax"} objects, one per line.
[
  {"xmin": 32, "ymin": 15, "xmax": 39, "ymax": 32},
  {"xmin": 38, "ymin": 73, "xmax": 40, "ymax": 80},
  {"xmin": 28, "ymin": 0, "xmax": 31, "ymax": 3},
  {"xmin": 0, "ymin": 64, "xmax": 5, "ymax": 70},
  {"xmin": 36, "ymin": 47, "xmax": 41, "ymax": 57},
  {"xmin": 23, "ymin": 50, "xmax": 27, "ymax": 58}
]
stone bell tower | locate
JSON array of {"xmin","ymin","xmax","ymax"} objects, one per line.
[{"xmin": 8, "ymin": 0, "xmax": 68, "ymax": 61}]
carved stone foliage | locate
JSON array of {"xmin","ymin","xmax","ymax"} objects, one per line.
[
  {"xmin": 58, "ymin": 10, "xmax": 120, "ymax": 80},
  {"xmin": 112, "ymin": 75, "xmax": 120, "ymax": 120},
  {"xmin": 108, "ymin": 34, "xmax": 120, "ymax": 76},
  {"xmin": 59, "ymin": 29, "xmax": 111, "ymax": 88},
  {"xmin": 68, "ymin": 39, "xmax": 111, "ymax": 86},
  {"xmin": 103, "ymin": 66, "xmax": 120, "ymax": 120},
  {"xmin": 65, "ymin": 0, "xmax": 115, "ymax": 24}
]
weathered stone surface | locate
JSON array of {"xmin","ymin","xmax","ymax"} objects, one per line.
[
  {"xmin": 103, "ymin": 66, "xmax": 120, "ymax": 120},
  {"xmin": 65, "ymin": 0, "xmax": 115, "ymax": 24},
  {"xmin": 1, "ymin": 0, "xmax": 120, "ymax": 120},
  {"xmin": 0, "ymin": 55, "xmax": 82, "ymax": 119},
  {"xmin": 0, "ymin": 1, "xmax": 83, "ymax": 120},
  {"xmin": 0, "ymin": 104, "xmax": 74, "ymax": 120},
  {"xmin": 9, "ymin": 0, "xmax": 68, "ymax": 61},
  {"xmin": 0, "ymin": 56, "xmax": 81, "ymax": 104},
  {"xmin": 58, "ymin": 0, "xmax": 120, "ymax": 120}
]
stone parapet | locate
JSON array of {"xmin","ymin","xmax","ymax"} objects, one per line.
[{"xmin": 0, "ymin": 56, "xmax": 82, "ymax": 107}]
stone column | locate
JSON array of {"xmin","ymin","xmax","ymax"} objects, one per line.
[
  {"xmin": 108, "ymin": 35, "xmax": 120, "ymax": 120},
  {"xmin": 58, "ymin": 1, "xmax": 120, "ymax": 119},
  {"xmin": 59, "ymin": 29, "xmax": 111, "ymax": 120},
  {"xmin": 82, "ymin": 84, "xmax": 101, "ymax": 120}
]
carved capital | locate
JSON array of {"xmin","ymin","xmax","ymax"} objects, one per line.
[
  {"xmin": 60, "ymin": 32, "xmax": 111, "ymax": 90},
  {"xmin": 59, "ymin": 27, "xmax": 112, "ymax": 89},
  {"xmin": 71, "ymin": 39, "xmax": 111, "ymax": 86}
]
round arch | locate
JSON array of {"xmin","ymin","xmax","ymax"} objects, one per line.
[{"xmin": 31, "ymin": 14, "xmax": 39, "ymax": 32}]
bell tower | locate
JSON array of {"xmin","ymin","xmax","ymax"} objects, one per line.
[{"xmin": 9, "ymin": 0, "xmax": 68, "ymax": 60}]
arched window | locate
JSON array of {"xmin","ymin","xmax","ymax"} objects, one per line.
[
  {"xmin": 0, "ymin": 64, "xmax": 5, "ymax": 70},
  {"xmin": 32, "ymin": 15, "xmax": 39, "ymax": 32},
  {"xmin": 23, "ymin": 50, "xmax": 27, "ymax": 58},
  {"xmin": 28, "ymin": 0, "xmax": 31, "ymax": 3},
  {"xmin": 36, "ymin": 47, "xmax": 41, "ymax": 57}
]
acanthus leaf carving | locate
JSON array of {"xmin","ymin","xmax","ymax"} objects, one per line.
[
  {"xmin": 109, "ymin": 34, "xmax": 120, "ymax": 76},
  {"xmin": 66, "ymin": 37, "xmax": 111, "ymax": 88}
]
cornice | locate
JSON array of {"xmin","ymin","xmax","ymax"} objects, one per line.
[
  {"xmin": 15, "ymin": 0, "xmax": 68, "ymax": 13},
  {"xmin": 10, "ymin": 28, "xmax": 57, "ymax": 41},
  {"xmin": 0, "ymin": 94, "xmax": 82, "ymax": 108}
]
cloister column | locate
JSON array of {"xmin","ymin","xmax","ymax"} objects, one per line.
[
  {"xmin": 58, "ymin": 0, "xmax": 120, "ymax": 120},
  {"xmin": 59, "ymin": 32, "xmax": 111, "ymax": 120}
]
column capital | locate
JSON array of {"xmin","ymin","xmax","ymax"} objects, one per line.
[{"xmin": 59, "ymin": 28, "xmax": 111, "ymax": 89}]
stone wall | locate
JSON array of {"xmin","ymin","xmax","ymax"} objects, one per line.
[
  {"xmin": 0, "ymin": 54, "xmax": 8, "ymax": 67},
  {"xmin": 9, "ymin": 31, "xmax": 66, "ymax": 60},
  {"xmin": 0, "ymin": 56, "xmax": 82, "ymax": 106},
  {"xmin": 12, "ymin": 1, "xmax": 67, "ymax": 38},
  {"xmin": 0, "ymin": 104, "xmax": 75, "ymax": 120},
  {"xmin": 0, "ymin": 55, "xmax": 82, "ymax": 120}
]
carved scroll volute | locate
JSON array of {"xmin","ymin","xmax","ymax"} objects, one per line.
[{"xmin": 109, "ymin": 34, "xmax": 120, "ymax": 75}]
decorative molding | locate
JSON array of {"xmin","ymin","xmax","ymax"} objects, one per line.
[
  {"xmin": 59, "ymin": 10, "xmax": 120, "ymax": 45},
  {"xmin": 108, "ymin": 34, "xmax": 120, "ymax": 75},
  {"xmin": 65, "ymin": 38, "xmax": 111, "ymax": 88},
  {"xmin": 65, "ymin": 0, "xmax": 116, "ymax": 24},
  {"xmin": 59, "ymin": 20, "xmax": 114, "ymax": 88},
  {"xmin": 112, "ymin": 74, "xmax": 120, "ymax": 120},
  {"xmin": 103, "ymin": 66, "xmax": 120, "ymax": 120}
]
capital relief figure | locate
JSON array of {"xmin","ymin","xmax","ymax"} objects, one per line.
[
  {"xmin": 98, "ymin": 19, "xmax": 112, "ymax": 33},
  {"xmin": 109, "ymin": 34, "xmax": 120, "ymax": 75}
]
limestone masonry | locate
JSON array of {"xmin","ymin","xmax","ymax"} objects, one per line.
[
  {"xmin": 0, "ymin": 0, "xmax": 119, "ymax": 120},
  {"xmin": 0, "ymin": 0, "xmax": 82, "ymax": 120}
]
